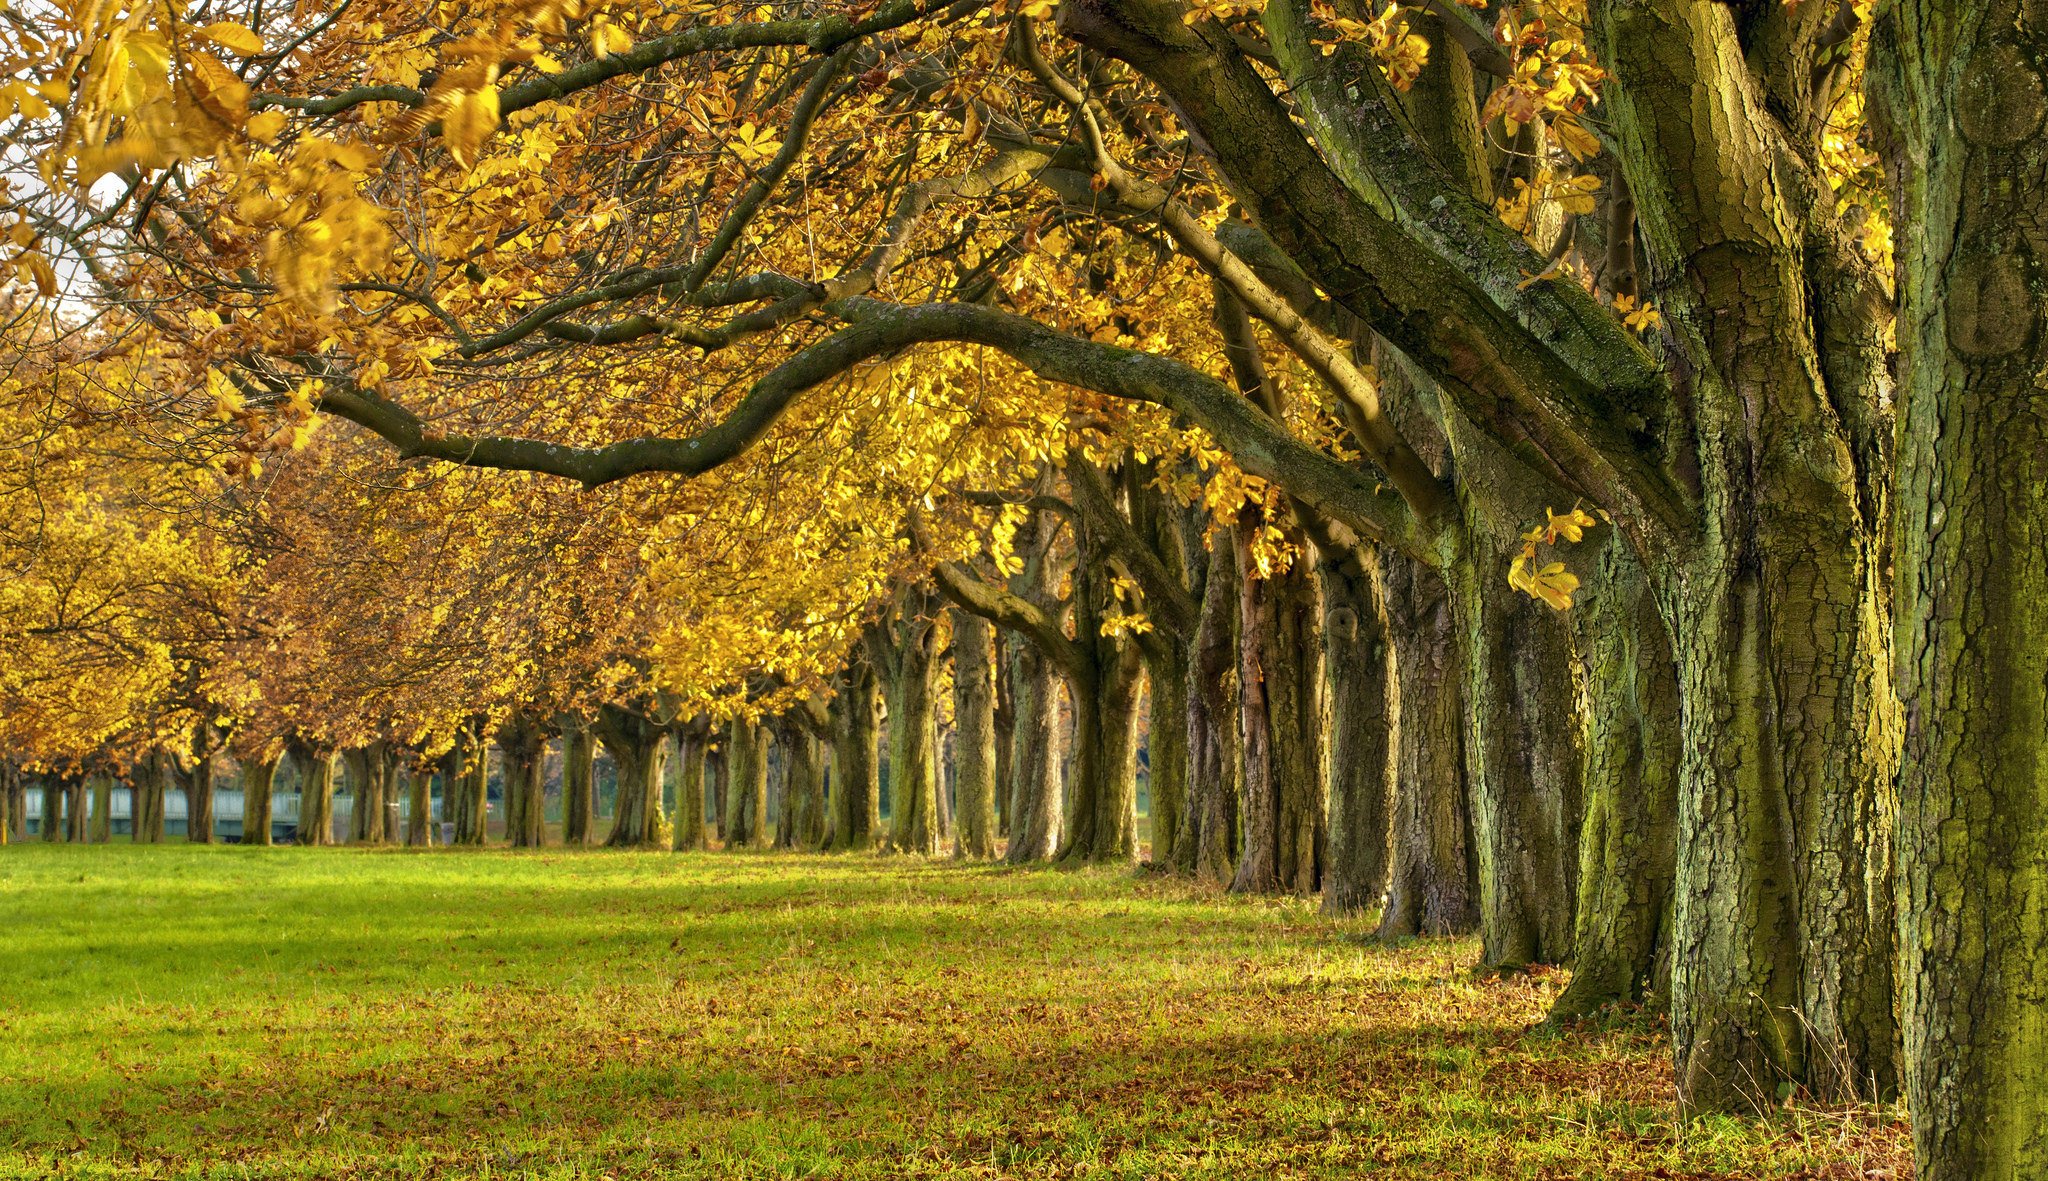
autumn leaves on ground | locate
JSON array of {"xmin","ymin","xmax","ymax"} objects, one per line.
[{"xmin": 2, "ymin": 847, "xmax": 1902, "ymax": 1181}]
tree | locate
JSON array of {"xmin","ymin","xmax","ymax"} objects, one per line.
[{"xmin": 949, "ymin": 610, "xmax": 1000, "ymax": 859}]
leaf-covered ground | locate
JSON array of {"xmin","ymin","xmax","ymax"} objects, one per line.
[{"xmin": 0, "ymin": 846, "xmax": 1907, "ymax": 1179}]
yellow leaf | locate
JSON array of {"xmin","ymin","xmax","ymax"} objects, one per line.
[
  {"xmin": 199, "ymin": 21, "xmax": 266, "ymax": 56},
  {"xmin": 245, "ymin": 109, "xmax": 285, "ymax": 143},
  {"xmin": 444, "ymin": 86, "xmax": 501, "ymax": 170}
]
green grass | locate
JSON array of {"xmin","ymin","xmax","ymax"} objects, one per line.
[{"xmin": 0, "ymin": 845, "xmax": 1906, "ymax": 1179}]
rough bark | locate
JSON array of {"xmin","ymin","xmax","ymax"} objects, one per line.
[
  {"xmin": 950, "ymin": 609, "xmax": 999, "ymax": 859},
  {"xmin": 1377, "ymin": 553, "xmax": 1479, "ymax": 939},
  {"xmin": 1174, "ymin": 525, "xmax": 1242, "ymax": 884},
  {"xmin": 292, "ymin": 742, "xmax": 335, "ymax": 847},
  {"xmin": 1552, "ymin": 538, "xmax": 1679, "ymax": 1021},
  {"xmin": 598, "ymin": 704, "xmax": 671, "ymax": 849},
  {"xmin": 1004, "ymin": 634, "xmax": 1065, "ymax": 863},
  {"xmin": 87, "ymin": 770, "xmax": 112, "ymax": 843},
  {"xmin": 1874, "ymin": 3, "xmax": 2048, "ymax": 1171},
  {"xmin": 498, "ymin": 713, "xmax": 550, "ymax": 849},
  {"xmin": 780, "ymin": 721, "xmax": 826, "ymax": 850},
  {"xmin": 831, "ymin": 655, "xmax": 883, "ymax": 851},
  {"xmin": 65, "ymin": 774, "xmax": 89, "ymax": 842},
  {"xmin": 1320, "ymin": 541, "xmax": 1397, "ymax": 916},
  {"xmin": 725, "ymin": 718, "xmax": 769, "ymax": 848},
  {"xmin": 562, "ymin": 723, "xmax": 597, "ymax": 846},
  {"xmin": 404, "ymin": 762, "xmax": 435, "ymax": 847},
  {"xmin": 872, "ymin": 589, "xmax": 944, "ymax": 856},
  {"xmin": 1231, "ymin": 515, "xmax": 1327, "ymax": 895},
  {"xmin": 241, "ymin": 756, "xmax": 278, "ymax": 847},
  {"xmin": 673, "ymin": 727, "xmax": 708, "ymax": 851}
]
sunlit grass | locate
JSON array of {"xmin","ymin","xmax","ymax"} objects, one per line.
[{"xmin": 0, "ymin": 845, "xmax": 1907, "ymax": 1179}]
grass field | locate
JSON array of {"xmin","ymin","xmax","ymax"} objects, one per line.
[{"xmin": 0, "ymin": 846, "xmax": 1907, "ymax": 1179}]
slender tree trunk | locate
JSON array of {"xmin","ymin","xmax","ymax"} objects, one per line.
[
  {"xmin": 562, "ymin": 724, "xmax": 597, "ymax": 846},
  {"xmin": 993, "ymin": 635, "xmax": 1016, "ymax": 838},
  {"xmin": 497, "ymin": 715, "xmax": 549, "ymax": 849},
  {"xmin": 296, "ymin": 744, "xmax": 335, "ymax": 846},
  {"xmin": 1321, "ymin": 542, "xmax": 1396, "ymax": 916},
  {"xmin": 1377, "ymin": 554, "xmax": 1478, "ymax": 939},
  {"xmin": 1003, "ymin": 639, "xmax": 1064, "ymax": 863},
  {"xmin": 3, "ymin": 763, "xmax": 24, "ymax": 844},
  {"xmin": 380, "ymin": 746, "xmax": 403, "ymax": 844},
  {"xmin": 1552, "ymin": 539, "xmax": 1679, "ymax": 1021},
  {"xmin": 1875, "ymin": 7, "xmax": 2048, "ymax": 1171},
  {"xmin": 673, "ymin": 729, "xmax": 707, "ymax": 851},
  {"xmin": 832, "ymin": 660, "xmax": 883, "ymax": 851},
  {"xmin": 951, "ymin": 610, "xmax": 999, "ymax": 858},
  {"xmin": 1174, "ymin": 526, "xmax": 1242, "ymax": 883},
  {"xmin": 1232, "ymin": 524, "xmax": 1327, "ymax": 895}
]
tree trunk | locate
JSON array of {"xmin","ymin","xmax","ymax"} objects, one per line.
[
  {"xmin": 88, "ymin": 771, "xmax": 113, "ymax": 843},
  {"xmin": 380, "ymin": 746, "xmax": 403, "ymax": 844},
  {"xmin": 725, "ymin": 719, "xmax": 768, "ymax": 849},
  {"xmin": 1174, "ymin": 526, "xmax": 1242, "ymax": 883},
  {"xmin": 1003, "ymin": 637, "xmax": 1064, "ymax": 863},
  {"xmin": 598, "ymin": 705, "xmax": 670, "ymax": 849},
  {"xmin": 1232, "ymin": 523, "xmax": 1327, "ymax": 895},
  {"xmin": 448, "ymin": 726, "xmax": 490, "ymax": 846},
  {"xmin": 832, "ymin": 660, "xmax": 883, "ymax": 851},
  {"xmin": 778, "ymin": 723, "xmax": 825, "ymax": 850},
  {"xmin": 345, "ymin": 744, "xmax": 386, "ymax": 846},
  {"xmin": 2, "ymin": 763, "xmax": 23, "ymax": 844},
  {"xmin": 1144, "ymin": 645, "xmax": 1189, "ymax": 869},
  {"xmin": 1874, "ymin": 5, "xmax": 2048, "ymax": 1171},
  {"xmin": 1321, "ymin": 542, "xmax": 1396, "ymax": 916},
  {"xmin": 41, "ymin": 772, "xmax": 63, "ymax": 841},
  {"xmin": 185, "ymin": 746, "xmax": 216, "ymax": 845},
  {"xmin": 993, "ymin": 633, "xmax": 1016, "ymax": 838},
  {"xmin": 295, "ymin": 744, "xmax": 335, "ymax": 847},
  {"xmin": 951, "ymin": 609, "xmax": 1000, "ymax": 859},
  {"xmin": 880, "ymin": 608, "xmax": 944, "ymax": 856},
  {"xmin": 1553, "ymin": 538, "xmax": 1678, "ymax": 1021},
  {"xmin": 1057, "ymin": 647, "xmax": 1145, "ymax": 864},
  {"xmin": 65, "ymin": 774, "xmax": 88, "ymax": 842},
  {"xmin": 673, "ymin": 729, "xmax": 708, "ymax": 851},
  {"xmin": 1449, "ymin": 540, "xmax": 1585, "ymax": 971},
  {"xmin": 1377, "ymin": 553, "xmax": 1478, "ymax": 939},
  {"xmin": 242, "ymin": 756, "xmax": 278, "ymax": 847},
  {"xmin": 562, "ymin": 723, "xmax": 597, "ymax": 846},
  {"xmin": 497, "ymin": 715, "xmax": 549, "ymax": 849},
  {"xmin": 405, "ymin": 763, "xmax": 435, "ymax": 847}
]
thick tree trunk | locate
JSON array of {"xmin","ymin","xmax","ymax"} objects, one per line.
[
  {"xmin": 599, "ymin": 705, "xmax": 670, "ymax": 849},
  {"xmin": 41, "ymin": 773, "xmax": 63, "ymax": 841},
  {"xmin": 345, "ymin": 745, "xmax": 385, "ymax": 846},
  {"xmin": 1003, "ymin": 638, "xmax": 1064, "ymax": 863},
  {"xmin": 1232, "ymin": 524, "xmax": 1327, "ymax": 895},
  {"xmin": 880, "ymin": 609, "xmax": 944, "ymax": 856},
  {"xmin": 405, "ymin": 763, "xmax": 435, "ymax": 847},
  {"xmin": 2, "ymin": 763, "xmax": 23, "ymax": 844},
  {"xmin": 832, "ymin": 660, "xmax": 883, "ymax": 851},
  {"xmin": 498, "ymin": 714, "xmax": 549, "ymax": 849},
  {"xmin": 448, "ymin": 726, "xmax": 490, "ymax": 846},
  {"xmin": 1553, "ymin": 539, "xmax": 1678, "ymax": 1021},
  {"xmin": 88, "ymin": 771, "xmax": 112, "ymax": 843},
  {"xmin": 1174, "ymin": 527, "xmax": 1242, "ymax": 883},
  {"xmin": 1321, "ymin": 542, "xmax": 1396, "ymax": 916},
  {"xmin": 1057, "ymin": 642, "xmax": 1145, "ymax": 863},
  {"xmin": 562, "ymin": 723, "xmax": 597, "ymax": 846},
  {"xmin": 951, "ymin": 609, "xmax": 999, "ymax": 858},
  {"xmin": 673, "ymin": 729, "xmax": 708, "ymax": 851},
  {"xmin": 1144, "ymin": 646, "xmax": 1189, "ymax": 869},
  {"xmin": 777, "ymin": 724, "xmax": 825, "ymax": 850},
  {"xmin": 185, "ymin": 748, "xmax": 216, "ymax": 845},
  {"xmin": 1875, "ymin": 6, "xmax": 2048, "ymax": 1172},
  {"xmin": 725, "ymin": 719, "xmax": 768, "ymax": 849},
  {"xmin": 65, "ymin": 774, "xmax": 89, "ymax": 842},
  {"xmin": 242, "ymin": 756, "xmax": 278, "ymax": 847},
  {"xmin": 294, "ymin": 744, "xmax": 335, "ymax": 846},
  {"xmin": 1377, "ymin": 554, "xmax": 1478, "ymax": 939}
]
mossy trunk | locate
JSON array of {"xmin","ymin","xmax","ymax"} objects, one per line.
[
  {"xmin": 241, "ymin": 757, "xmax": 278, "ymax": 847},
  {"xmin": 562, "ymin": 724, "xmax": 597, "ymax": 846},
  {"xmin": 1446, "ymin": 529, "xmax": 1585, "ymax": 971},
  {"xmin": 1377, "ymin": 554, "xmax": 1478, "ymax": 939},
  {"xmin": 295, "ymin": 745, "xmax": 335, "ymax": 847},
  {"xmin": 1057, "ymin": 624, "xmax": 1145, "ymax": 864},
  {"xmin": 1321, "ymin": 542, "xmax": 1396, "ymax": 917},
  {"xmin": 1144, "ymin": 644, "xmax": 1190, "ymax": 869},
  {"xmin": 832, "ymin": 661, "xmax": 883, "ymax": 852},
  {"xmin": 951, "ymin": 609, "xmax": 999, "ymax": 859},
  {"xmin": 1003, "ymin": 638, "xmax": 1064, "ymax": 864},
  {"xmin": 781, "ymin": 725, "xmax": 825, "ymax": 850},
  {"xmin": 1174, "ymin": 526, "xmax": 1242, "ymax": 884},
  {"xmin": 1553, "ymin": 539, "xmax": 1678, "ymax": 1021},
  {"xmin": 498, "ymin": 715, "xmax": 549, "ymax": 849},
  {"xmin": 725, "ymin": 719, "xmax": 768, "ymax": 849},
  {"xmin": 1232, "ymin": 524, "xmax": 1327, "ymax": 895},
  {"xmin": 1875, "ymin": 4, "xmax": 2048, "ymax": 1170},
  {"xmin": 673, "ymin": 730, "xmax": 708, "ymax": 852}
]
